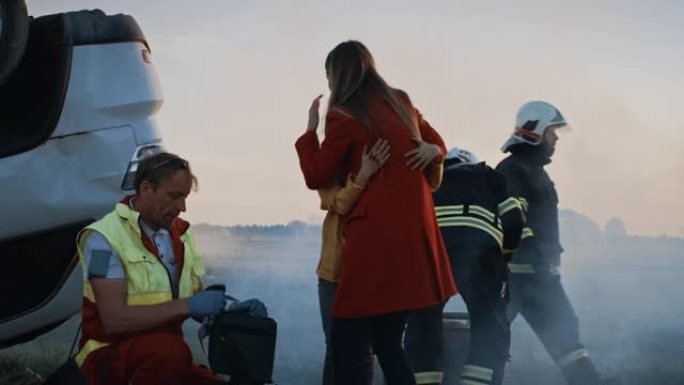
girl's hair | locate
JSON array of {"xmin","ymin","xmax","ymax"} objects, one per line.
[{"xmin": 325, "ymin": 40, "xmax": 420, "ymax": 139}]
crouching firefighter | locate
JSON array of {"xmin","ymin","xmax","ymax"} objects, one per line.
[
  {"xmin": 74, "ymin": 152, "xmax": 264, "ymax": 385},
  {"xmin": 496, "ymin": 101, "xmax": 620, "ymax": 385},
  {"xmin": 404, "ymin": 148, "xmax": 526, "ymax": 385}
]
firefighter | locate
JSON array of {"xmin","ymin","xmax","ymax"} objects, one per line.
[
  {"xmin": 405, "ymin": 147, "xmax": 527, "ymax": 385},
  {"xmin": 496, "ymin": 101, "xmax": 620, "ymax": 385}
]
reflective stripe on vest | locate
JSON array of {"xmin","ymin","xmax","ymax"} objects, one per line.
[
  {"xmin": 414, "ymin": 371, "xmax": 444, "ymax": 384},
  {"xmin": 75, "ymin": 203, "xmax": 205, "ymax": 366},
  {"xmin": 435, "ymin": 205, "xmax": 503, "ymax": 248},
  {"xmin": 74, "ymin": 339, "xmax": 110, "ymax": 367}
]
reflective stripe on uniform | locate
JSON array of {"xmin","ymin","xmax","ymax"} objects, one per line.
[
  {"xmin": 508, "ymin": 263, "xmax": 561, "ymax": 275},
  {"xmin": 460, "ymin": 379, "xmax": 489, "ymax": 385},
  {"xmin": 518, "ymin": 197, "xmax": 529, "ymax": 212},
  {"xmin": 435, "ymin": 205, "xmax": 465, "ymax": 216},
  {"xmin": 498, "ymin": 197, "xmax": 521, "ymax": 216},
  {"xmin": 75, "ymin": 339, "xmax": 110, "ymax": 367},
  {"xmin": 461, "ymin": 364, "xmax": 493, "ymax": 382},
  {"xmin": 508, "ymin": 263, "xmax": 536, "ymax": 274},
  {"xmin": 469, "ymin": 205, "xmax": 496, "ymax": 223},
  {"xmin": 415, "ymin": 371, "xmax": 444, "ymax": 384},
  {"xmin": 435, "ymin": 205, "xmax": 501, "ymax": 227},
  {"xmin": 556, "ymin": 348, "xmax": 589, "ymax": 368},
  {"xmin": 438, "ymin": 217, "xmax": 503, "ymax": 249},
  {"xmin": 521, "ymin": 227, "xmax": 534, "ymax": 239}
]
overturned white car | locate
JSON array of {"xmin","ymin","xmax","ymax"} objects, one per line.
[{"xmin": 0, "ymin": 2, "xmax": 164, "ymax": 347}]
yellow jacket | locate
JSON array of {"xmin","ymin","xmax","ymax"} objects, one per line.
[{"xmin": 316, "ymin": 175, "xmax": 364, "ymax": 282}]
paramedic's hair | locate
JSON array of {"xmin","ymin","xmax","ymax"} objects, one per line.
[
  {"xmin": 325, "ymin": 40, "xmax": 420, "ymax": 139},
  {"xmin": 134, "ymin": 152, "xmax": 198, "ymax": 193}
]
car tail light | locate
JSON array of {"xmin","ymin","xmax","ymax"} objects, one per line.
[{"xmin": 121, "ymin": 143, "xmax": 164, "ymax": 191}]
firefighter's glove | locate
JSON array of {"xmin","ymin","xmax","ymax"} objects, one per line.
[
  {"xmin": 187, "ymin": 288, "xmax": 227, "ymax": 318},
  {"xmin": 227, "ymin": 298, "xmax": 268, "ymax": 318}
]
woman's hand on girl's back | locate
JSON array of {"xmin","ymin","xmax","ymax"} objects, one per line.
[
  {"xmin": 355, "ymin": 139, "xmax": 390, "ymax": 187},
  {"xmin": 404, "ymin": 138, "xmax": 442, "ymax": 171},
  {"xmin": 307, "ymin": 94, "xmax": 324, "ymax": 132}
]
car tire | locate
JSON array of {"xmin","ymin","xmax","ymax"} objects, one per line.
[{"xmin": 0, "ymin": 0, "xmax": 29, "ymax": 86}]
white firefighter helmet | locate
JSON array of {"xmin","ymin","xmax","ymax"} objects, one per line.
[
  {"xmin": 446, "ymin": 147, "xmax": 480, "ymax": 164},
  {"xmin": 501, "ymin": 101, "xmax": 567, "ymax": 152}
]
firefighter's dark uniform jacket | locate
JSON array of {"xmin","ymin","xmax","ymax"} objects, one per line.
[
  {"xmin": 496, "ymin": 146, "xmax": 561, "ymax": 270},
  {"xmin": 404, "ymin": 161, "xmax": 526, "ymax": 385}
]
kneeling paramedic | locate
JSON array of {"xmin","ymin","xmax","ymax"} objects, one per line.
[
  {"xmin": 75, "ymin": 152, "xmax": 267, "ymax": 385},
  {"xmin": 404, "ymin": 148, "xmax": 526, "ymax": 385}
]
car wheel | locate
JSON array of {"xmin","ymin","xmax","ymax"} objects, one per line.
[{"xmin": 0, "ymin": 0, "xmax": 29, "ymax": 86}]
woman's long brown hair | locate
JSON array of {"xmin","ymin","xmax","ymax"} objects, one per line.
[{"xmin": 325, "ymin": 41, "xmax": 420, "ymax": 140}]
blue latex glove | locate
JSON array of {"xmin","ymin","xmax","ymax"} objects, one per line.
[
  {"xmin": 227, "ymin": 298, "xmax": 268, "ymax": 318},
  {"xmin": 187, "ymin": 288, "xmax": 227, "ymax": 318}
]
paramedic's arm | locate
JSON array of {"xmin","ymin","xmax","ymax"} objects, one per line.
[
  {"xmin": 83, "ymin": 233, "xmax": 201, "ymax": 334},
  {"xmin": 90, "ymin": 278, "xmax": 191, "ymax": 335}
]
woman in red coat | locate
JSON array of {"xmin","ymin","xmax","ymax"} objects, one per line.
[{"xmin": 295, "ymin": 40, "xmax": 456, "ymax": 385}]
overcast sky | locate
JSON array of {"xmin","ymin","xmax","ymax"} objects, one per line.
[{"xmin": 32, "ymin": 1, "xmax": 684, "ymax": 237}]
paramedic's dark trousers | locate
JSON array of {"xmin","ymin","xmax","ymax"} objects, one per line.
[{"xmin": 507, "ymin": 271, "xmax": 603, "ymax": 385}]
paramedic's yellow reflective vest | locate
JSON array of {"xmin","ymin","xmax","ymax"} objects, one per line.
[{"xmin": 74, "ymin": 199, "xmax": 205, "ymax": 367}]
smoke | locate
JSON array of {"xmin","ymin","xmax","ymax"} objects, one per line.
[
  {"xmin": 193, "ymin": 216, "xmax": 684, "ymax": 385},
  {"xmin": 2, "ymin": 217, "xmax": 681, "ymax": 384}
]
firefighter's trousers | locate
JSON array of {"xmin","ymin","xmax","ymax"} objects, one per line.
[
  {"xmin": 454, "ymin": 246, "xmax": 511, "ymax": 385},
  {"xmin": 508, "ymin": 271, "xmax": 603, "ymax": 385},
  {"xmin": 405, "ymin": 244, "xmax": 510, "ymax": 385}
]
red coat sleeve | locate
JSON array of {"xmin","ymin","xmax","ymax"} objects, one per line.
[
  {"xmin": 295, "ymin": 112, "xmax": 353, "ymax": 190},
  {"xmin": 416, "ymin": 108, "xmax": 447, "ymax": 158},
  {"xmin": 415, "ymin": 108, "xmax": 447, "ymax": 190}
]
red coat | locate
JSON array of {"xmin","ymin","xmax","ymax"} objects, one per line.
[{"xmin": 295, "ymin": 95, "xmax": 457, "ymax": 318}]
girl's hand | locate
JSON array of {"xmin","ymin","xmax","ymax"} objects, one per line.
[{"xmin": 355, "ymin": 139, "xmax": 390, "ymax": 187}]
